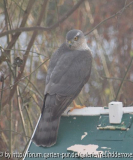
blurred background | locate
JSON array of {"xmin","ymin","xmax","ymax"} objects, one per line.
[{"xmin": 0, "ymin": 0, "xmax": 133, "ymax": 159}]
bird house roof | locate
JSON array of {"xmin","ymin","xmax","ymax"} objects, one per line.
[{"xmin": 23, "ymin": 106, "xmax": 133, "ymax": 160}]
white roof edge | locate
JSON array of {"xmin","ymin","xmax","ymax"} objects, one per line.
[{"xmin": 62, "ymin": 106, "xmax": 133, "ymax": 116}]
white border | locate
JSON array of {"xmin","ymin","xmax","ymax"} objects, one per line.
[{"xmin": 62, "ymin": 106, "xmax": 133, "ymax": 116}]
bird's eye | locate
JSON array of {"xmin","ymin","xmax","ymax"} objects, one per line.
[{"xmin": 74, "ymin": 36, "xmax": 78, "ymax": 41}]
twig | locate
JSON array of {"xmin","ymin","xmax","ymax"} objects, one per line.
[
  {"xmin": 115, "ymin": 58, "xmax": 133, "ymax": 100},
  {"xmin": 0, "ymin": 59, "xmax": 49, "ymax": 93},
  {"xmin": 103, "ymin": 76, "xmax": 133, "ymax": 83},
  {"xmin": 25, "ymin": 77, "xmax": 43, "ymax": 99},
  {"xmin": 1, "ymin": 0, "xmax": 132, "ymax": 38},
  {"xmin": 17, "ymin": 86, "xmax": 27, "ymax": 143},
  {"xmin": 0, "ymin": 26, "xmax": 52, "ymax": 37},
  {"xmin": 0, "ymin": 80, "xmax": 4, "ymax": 115},
  {"xmin": 3, "ymin": 0, "xmax": 13, "ymax": 154},
  {"xmin": 0, "ymin": 0, "xmax": 85, "ymax": 38},
  {"xmin": 85, "ymin": 1, "xmax": 115, "ymax": 100},
  {"xmin": 12, "ymin": 0, "xmax": 25, "ymax": 12},
  {"xmin": 0, "ymin": 129, "xmax": 30, "ymax": 138},
  {"xmin": 2, "ymin": 1, "xmax": 49, "ymax": 109},
  {"xmin": 5, "ymin": 0, "xmax": 36, "ymax": 49},
  {"xmin": 25, "ymin": 105, "xmax": 33, "ymax": 131},
  {"xmin": 5, "ymin": 48, "xmax": 48, "ymax": 57},
  {"xmin": 85, "ymin": 1, "xmax": 133, "ymax": 36},
  {"xmin": 18, "ymin": 88, "xmax": 33, "ymax": 136}
]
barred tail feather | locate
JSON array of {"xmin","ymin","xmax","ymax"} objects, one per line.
[{"xmin": 33, "ymin": 108, "xmax": 60, "ymax": 147}]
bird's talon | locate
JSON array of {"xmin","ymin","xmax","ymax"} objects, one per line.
[{"xmin": 67, "ymin": 100, "xmax": 86, "ymax": 114}]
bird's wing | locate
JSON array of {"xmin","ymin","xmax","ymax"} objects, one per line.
[
  {"xmin": 44, "ymin": 49, "xmax": 92, "ymax": 119},
  {"xmin": 46, "ymin": 43, "xmax": 67, "ymax": 84}
]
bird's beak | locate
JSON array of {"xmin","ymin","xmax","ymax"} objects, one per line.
[{"xmin": 68, "ymin": 41, "xmax": 72, "ymax": 48}]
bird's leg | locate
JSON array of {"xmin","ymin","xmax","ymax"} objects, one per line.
[{"xmin": 68, "ymin": 100, "xmax": 86, "ymax": 113}]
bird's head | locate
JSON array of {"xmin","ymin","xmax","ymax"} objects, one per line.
[{"xmin": 66, "ymin": 29, "xmax": 88, "ymax": 50}]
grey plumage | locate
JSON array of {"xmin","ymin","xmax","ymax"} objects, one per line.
[{"xmin": 33, "ymin": 29, "xmax": 92, "ymax": 147}]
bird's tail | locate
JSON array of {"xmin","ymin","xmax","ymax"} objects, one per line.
[{"xmin": 32, "ymin": 107, "xmax": 60, "ymax": 147}]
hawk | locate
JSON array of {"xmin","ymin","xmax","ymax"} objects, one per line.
[{"xmin": 33, "ymin": 29, "xmax": 92, "ymax": 147}]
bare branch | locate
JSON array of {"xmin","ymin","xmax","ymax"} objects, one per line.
[
  {"xmin": 0, "ymin": 0, "xmax": 85, "ymax": 38},
  {"xmin": 103, "ymin": 76, "xmax": 133, "ymax": 83},
  {"xmin": 2, "ymin": 1, "xmax": 49, "ymax": 107},
  {"xmin": 0, "ymin": 26, "xmax": 50, "ymax": 37},
  {"xmin": 6, "ymin": 0, "xmax": 36, "ymax": 49},
  {"xmin": 115, "ymin": 58, "xmax": 133, "ymax": 101},
  {"xmin": 0, "ymin": 59, "xmax": 49, "ymax": 93},
  {"xmin": 85, "ymin": 1, "xmax": 133, "ymax": 36}
]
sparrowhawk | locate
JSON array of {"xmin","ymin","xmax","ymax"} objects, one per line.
[{"xmin": 33, "ymin": 29, "xmax": 92, "ymax": 147}]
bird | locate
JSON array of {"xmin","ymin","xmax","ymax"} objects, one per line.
[{"xmin": 33, "ymin": 29, "xmax": 92, "ymax": 147}]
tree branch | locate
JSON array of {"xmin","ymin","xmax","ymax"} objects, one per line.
[
  {"xmin": 0, "ymin": 26, "xmax": 50, "ymax": 37},
  {"xmin": 2, "ymin": 0, "xmax": 49, "ymax": 107},
  {"xmin": 6, "ymin": 0, "xmax": 36, "ymax": 49},
  {"xmin": 85, "ymin": 1, "xmax": 133, "ymax": 36},
  {"xmin": 115, "ymin": 58, "xmax": 133, "ymax": 101},
  {"xmin": 103, "ymin": 76, "xmax": 133, "ymax": 83},
  {"xmin": 0, "ymin": 0, "xmax": 85, "ymax": 38}
]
